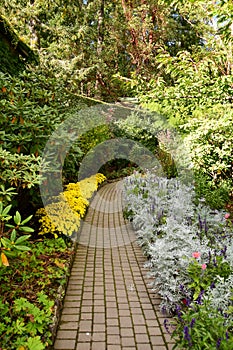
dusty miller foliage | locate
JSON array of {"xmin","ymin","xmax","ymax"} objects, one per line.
[
  {"xmin": 204, "ymin": 275, "xmax": 233, "ymax": 325},
  {"xmin": 123, "ymin": 171, "xmax": 233, "ymax": 313}
]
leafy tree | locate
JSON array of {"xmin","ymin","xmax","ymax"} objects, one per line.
[{"xmin": 1, "ymin": 0, "xmax": 214, "ymax": 98}]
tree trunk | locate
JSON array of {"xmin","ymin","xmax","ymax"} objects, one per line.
[{"xmin": 94, "ymin": 0, "xmax": 105, "ymax": 99}]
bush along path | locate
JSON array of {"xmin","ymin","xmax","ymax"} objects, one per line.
[
  {"xmin": 54, "ymin": 181, "xmax": 175, "ymax": 350},
  {"xmin": 0, "ymin": 174, "xmax": 106, "ymax": 350},
  {"xmin": 123, "ymin": 171, "xmax": 233, "ymax": 350}
]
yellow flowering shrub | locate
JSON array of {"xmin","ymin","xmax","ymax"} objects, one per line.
[
  {"xmin": 36, "ymin": 173, "xmax": 106, "ymax": 238},
  {"xmin": 78, "ymin": 173, "xmax": 106, "ymax": 199}
]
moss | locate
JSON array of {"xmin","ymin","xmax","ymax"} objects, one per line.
[{"xmin": 0, "ymin": 15, "xmax": 38, "ymax": 75}]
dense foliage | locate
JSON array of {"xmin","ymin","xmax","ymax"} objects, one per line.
[
  {"xmin": 123, "ymin": 171, "xmax": 233, "ymax": 349},
  {"xmin": 0, "ymin": 237, "xmax": 72, "ymax": 349},
  {"xmin": 0, "ymin": 172, "xmax": 105, "ymax": 349},
  {"xmin": 3, "ymin": 0, "xmax": 231, "ymax": 98},
  {"xmin": 0, "ymin": 0, "xmax": 232, "ymax": 348}
]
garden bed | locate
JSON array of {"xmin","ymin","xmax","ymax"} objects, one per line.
[
  {"xmin": 0, "ymin": 237, "xmax": 75, "ymax": 349},
  {"xmin": 0, "ymin": 173, "xmax": 106, "ymax": 350},
  {"xmin": 123, "ymin": 171, "xmax": 233, "ymax": 349}
]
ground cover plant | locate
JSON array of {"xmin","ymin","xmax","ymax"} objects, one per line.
[
  {"xmin": 0, "ymin": 187, "xmax": 68, "ymax": 349},
  {"xmin": 0, "ymin": 172, "xmax": 105, "ymax": 349},
  {"xmin": 0, "ymin": 237, "xmax": 73, "ymax": 350},
  {"xmin": 123, "ymin": 171, "xmax": 233, "ymax": 349},
  {"xmin": 0, "ymin": 175, "xmax": 74, "ymax": 348}
]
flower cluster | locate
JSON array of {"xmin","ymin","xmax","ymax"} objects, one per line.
[
  {"xmin": 36, "ymin": 173, "xmax": 106, "ymax": 238},
  {"xmin": 123, "ymin": 171, "xmax": 233, "ymax": 347}
]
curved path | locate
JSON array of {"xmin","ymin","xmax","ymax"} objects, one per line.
[{"xmin": 54, "ymin": 181, "xmax": 174, "ymax": 350}]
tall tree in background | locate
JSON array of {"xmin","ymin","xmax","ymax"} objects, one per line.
[
  {"xmin": 1, "ymin": 0, "xmax": 232, "ymax": 99},
  {"xmin": 94, "ymin": 0, "xmax": 105, "ymax": 98}
]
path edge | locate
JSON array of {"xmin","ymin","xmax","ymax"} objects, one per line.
[{"xmin": 49, "ymin": 179, "xmax": 107, "ymax": 349}]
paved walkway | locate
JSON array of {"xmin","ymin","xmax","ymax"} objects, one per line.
[{"xmin": 54, "ymin": 181, "xmax": 174, "ymax": 350}]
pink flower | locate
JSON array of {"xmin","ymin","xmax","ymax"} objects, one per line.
[
  {"xmin": 192, "ymin": 252, "xmax": 201, "ymax": 259},
  {"xmin": 201, "ymin": 264, "xmax": 207, "ymax": 270},
  {"xmin": 225, "ymin": 213, "xmax": 230, "ymax": 219}
]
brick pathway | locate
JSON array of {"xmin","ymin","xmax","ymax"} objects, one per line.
[{"xmin": 54, "ymin": 181, "xmax": 174, "ymax": 350}]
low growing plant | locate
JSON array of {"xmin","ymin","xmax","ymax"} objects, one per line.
[
  {"xmin": 170, "ymin": 298, "xmax": 233, "ymax": 350},
  {"xmin": 17, "ymin": 293, "xmax": 52, "ymax": 347},
  {"xmin": 0, "ymin": 236, "xmax": 72, "ymax": 349},
  {"xmin": 0, "ymin": 292, "xmax": 53, "ymax": 349},
  {"xmin": 123, "ymin": 170, "xmax": 233, "ymax": 348},
  {"xmin": 37, "ymin": 173, "xmax": 106, "ymax": 238},
  {"xmin": 0, "ymin": 201, "xmax": 33, "ymax": 267},
  {"xmin": 187, "ymin": 253, "xmax": 231, "ymax": 300}
]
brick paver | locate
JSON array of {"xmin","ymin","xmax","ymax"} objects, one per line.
[{"xmin": 54, "ymin": 181, "xmax": 174, "ymax": 350}]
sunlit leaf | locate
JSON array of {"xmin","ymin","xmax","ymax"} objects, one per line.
[
  {"xmin": 15, "ymin": 235, "xmax": 31, "ymax": 245},
  {"xmin": 14, "ymin": 211, "xmax": 21, "ymax": 225},
  {"xmin": 14, "ymin": 245, "xmax": 31, "ymax": 251},
  {"xmin": 21, "ymin": 215, "xmax": 33, "ymax": 225},
  {"xmin": 18, "ymin": 226, "xmax": 34, "ymax": 233},
  {"xmin": 10, "ymin": 229, "xmax": 17, "ymax": 242}
]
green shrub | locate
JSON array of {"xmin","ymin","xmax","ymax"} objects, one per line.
[
  {"xmin": 112, "ymin": 110, "xmax": 160, "ymax": 151},
  {"xmin": 0, "ymin": 201, "xmax": 33, "ymax": 267},
  {"xmin": 0, "ymin": 71, "xmax": 66, "ymax": 156},
  {"xmin": 0, "ymin": 148, "xmax": 43, "ymax": 189},
  {"xmin": 78, "ymin": 124, "xmax": 112, "ymax": 154},
  {"xmin": 112, "ymin": 110, "xmax": 177, "ymax": 178},
  {"xmin": 193, "ymin": 173, "xmax": 231, "ymax": 209},
  {"xmin": 0, "ymin": 69, "xmax": 91, "ymax": 213},
  {"xmin": 184, "ymin": 111, "xmax": 233, "ymax": 185},
  {"xmin": 143, "ymin": 99, "xmax": 233, "ymax": 208},
  {"xmin": 181, "ymin": 105, "xmax": 233, "ymax": 207}
]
